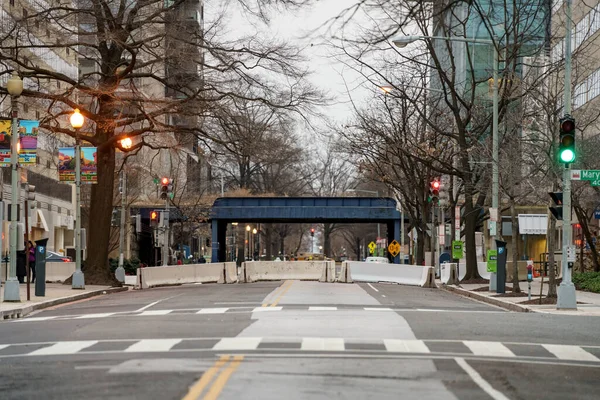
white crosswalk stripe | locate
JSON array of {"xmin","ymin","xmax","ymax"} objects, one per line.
[
  {"xmin": 252, "ymin": 307, "xmax": 283, "ymax": 312},
  {"xmin": 308, "ymin": 307, "xmax": 337, "ymax": 311},
  {"xmin": 75, "ymin": 313, "xmax": 116, "ymax": 319},
  {"xmin": 0, "ymin": 345, "xmax": 10, "ymax": 351},
  {"xmin": 139, "ymin": 310, "xmax": 173, "ymax": 316},
  {"xmin": 301, "ymin": 338, "xmax": 345, "ymax": 351},
  {"xmin": 212, "ymin": 337, "xmax": 261, "ymax": 350},
  {"xmin": 125, "ymin": 339, "xmax": 182, "ymax": 353},
  {"xmin": 542, "ymin": 344, "xmax": 600, "ymax": 362},
  {"xmin": 28, "ymin": 341, "xmax": 98, "ymax": 356},
  {"xmin": 463, "ymin": 341, "xmax": 515, "ymax": 358},
  {"xmin": 20, "ymin": 316, "xmax": 58, "ymax": 322},
  {"xmin": 197, "ymin": 308, "xmax": 229, "ymax": 314},
  {"xmin": 383, "ymin": 339, "xmax": 430, "ymax": 353},
  {"xmin": 363, "ymin": 307, "xmax": 393, "ymax": 311}
]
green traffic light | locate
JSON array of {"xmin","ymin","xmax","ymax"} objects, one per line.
[{"xmin": 560, "ymin": 148, "xmax": 575, "ymax": 163}]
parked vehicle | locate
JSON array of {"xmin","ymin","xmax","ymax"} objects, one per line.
[
  {"xmin": 365, "ymin": 256, "xmax": 390, "ymax": 264},
  {"xmin": 46, "ymin": 251, "xmax": 72, "ymax": 262}
]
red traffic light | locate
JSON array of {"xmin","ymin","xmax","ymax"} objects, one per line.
[
  {"xmin": 150, "ymin": 211, "xmax": 158, "ymax": 220},
  {"xmin": 310, "ymin": 228, "xmax": 315, "ymax": 233},
  {"xmin": 432, "ymin": 181, "xmax": 440, "ymax": 189},
  {"xmin": 161, "ymin": 177, "xmax": 169, "ymax": 185}
]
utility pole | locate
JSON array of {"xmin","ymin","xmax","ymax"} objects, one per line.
[
  {"xmin": 115, "ymin": 171, "xmax": 126, "ymax": 282},
  {"xmin": 162, "ymin": 200, "xmax": 169, "ymax": 266},
  {"xmin": 558, "ymin": 0, "xmax": 577, "ymax": 309}
]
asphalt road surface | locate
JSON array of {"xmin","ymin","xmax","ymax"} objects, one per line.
[{"xmin": 1, "ymin": 281, "xmax": 599, "ymax": 400}]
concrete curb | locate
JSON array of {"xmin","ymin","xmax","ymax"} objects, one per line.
[
  {"xmin": 440, "ymin": 285, "xmax": 531, "ymax": 313},
  {"xmin": 0, "ymin": 286, "xmax": 129, "ymax": 320}
]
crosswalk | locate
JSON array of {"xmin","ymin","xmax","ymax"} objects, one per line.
[
  {"xmin": 16, "ymin": 306, "xmax": 503, "ymax": 322},
  {"xmin": 0, "ymin": 338, "xmax": 598, "ymax": 362}
]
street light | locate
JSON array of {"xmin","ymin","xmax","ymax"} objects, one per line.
[
  {"xmin": 120, "ymin": 137, "xmax": 132, "ymax": 149},
  {"xmin": 70, "ymin": 108, "xmax": 85, "ymax": 289},
  {"xmin": 393, "ymin": 34, "xmax": 499, "ymax": 288},
  {"xmin": 3, "ymin": 72, "xmax": 23, "ymax": 302}
]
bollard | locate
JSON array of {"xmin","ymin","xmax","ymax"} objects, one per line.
[
  {"xmin": 34, "ymin": 238, "xmax": 49, "ymax": 297},
  {"xmin": 527, "ymin": 260, "xmax": 533, "ymax": 301}
]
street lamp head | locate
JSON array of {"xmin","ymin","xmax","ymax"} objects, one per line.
[
  {"xmin": 6, "ymin": 72, "xmax": 23, "ymax": 97},
  {"xmin": 70, "ymin": 109, "xmax": 84, "ymax": 129},
  {"xmin": 246, "ymin": 225, "xmax": 251, "ymax": 232},
  {"xmin": 392, "ymin": 36, "xmax": 420, "ymax": 48},
  {"xmin": 120, "ymin": 137, "xmax": 133, "ymax": 149},
  {"xmin": 252, "ymin": 228, "xmax": 257, "ymax": 234}
]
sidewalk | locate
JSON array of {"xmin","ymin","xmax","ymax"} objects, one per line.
[
  {"xmin": 0, "ymin": 283, "xmax": 128, "ymax": 320},
  {"xmin": 442, "ymin": 277, "xmax": 600, "ymax": 316}
]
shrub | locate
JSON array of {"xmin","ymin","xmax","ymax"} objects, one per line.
[{"xmin": 572, "ymin": 271, "xmax": 600, "ymax": 293}]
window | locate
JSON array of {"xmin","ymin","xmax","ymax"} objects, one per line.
[
  {"xmin": 46, "ymin": 160, "xmax": 51, "ymax": 169},
  {"xmin": 9, "ymin": 0, "xmax": 14, "ymax": 6},
  {"xmin": 35, "ymin": 110, "xmax": 40, "ymax": 119},
  {"xmin": 23, "ymin": 8, "xmax": 28, "ymax": 18},
  {"xmin": 23, "ymin": 103, "xmax": 28, "ymax": 113}
]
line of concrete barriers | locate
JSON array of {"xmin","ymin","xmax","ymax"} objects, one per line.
[{"xmin": 135, "ymin": 261, "xmax": 442, "ymax": 289}]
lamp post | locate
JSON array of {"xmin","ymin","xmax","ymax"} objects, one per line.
[
  {"xmin": 252, "ymin": 228, "xmax": 257, "ymax": 260},
  {"xmin": 115, "ymin": 137, "xmax": 132, "ymax": 282},
  {"xmin": 393, "ymin": 34, "xmax": 499, "ymax": 287},
  {"xmin": 70, "ymin": 109, "xmax": 85, "ymax": 289},
  {"xmin": 246, "ymin": 225, "xmax": 251, "ymax": 260},
  {"xmin": 3, "ymin": 72, "xmax": 23, "ymax": 302}
]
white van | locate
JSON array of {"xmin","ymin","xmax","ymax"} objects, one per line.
[{"xmin": 365, "ymin": 257, "xmax": 390, "ymax": 263}]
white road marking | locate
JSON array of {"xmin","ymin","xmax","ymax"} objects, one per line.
[
  {"xmin": 212, "ymin": 337, "xmax": 261, "ymax": 350},
  {"xmin": 308, "ymin": 307, "xmax": 337, "ymax": 311},
  {"xmin": 543, "ymin": 344, "xmax": 600, "ymax": 362},
  {"xmin": 135, "ymin": 294, "xmax": 184, "ymax": 312},
  {"xmin": 139, "ymin": 310, "xmax": 172, "ymax": 316},
  {"xmin": 75, "ymin": 313, "xmax": 115, "ymax": 319},
  {"xmin": 464, "ymin": 341, "xmax": 515, "ymax": 358},
  {"xmin": 367, "ymin": 283, "xmax": 379, "ymax": 292},
  {"xmin": 455, "ymin": 357, "xmax": 511, "ymax": 400},
  {"xmin": 381, "ymin": 295, "xmax": 386, "ymax": 298},
  {"xmin": 28, "ymin": 341, "xmax": 98, "ymax": 356},
  {"xmin": 301, "ymin": 338, "xmax": 345, "ymax": 351},
  {"xmin": 363, "ymin": 307, "xmax": 393, "ymax": 311},
  {"xmin": 0, "ymin": 344, "xmax": 9, "ymax": 351},
  {"xmin": 384, "ymin": 339, "xmax": 430, "ymax": 353},
  {"xmin": 416, "ymin": 309, "xmax": 445, "ymax": 312},
  {"xmin": 252, "ymin": 307, "xmax": 282, "ymax": 312},
  {"xmin": 125, "ymin": 339, "xmax": 182, "ymax": 353},
  {"xmin": 136, "ymin": 300, "xmax": 162, "ymax": 312},
  {"xmin": 20, "ymin": 316, "xmax": 57, "ymax": 322},
  {"xmin": 196, "ymin": 308, "xmax": 229, "ymax": 314}
]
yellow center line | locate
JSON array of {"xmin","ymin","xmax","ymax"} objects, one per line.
[
  {"xmin": 262, "ymin": 280, "xmax": 292, "ymax": 307},
  {"xmin": 202, "ymin": 355, "xmax": 244, "ymax": 400},
  {"xmin": 270, "ymin": 280, "xmax": 294, "ymax": 307},
  {"xmin": 181, "ymin": 355, "xmax": 230, "ymax": 400}
]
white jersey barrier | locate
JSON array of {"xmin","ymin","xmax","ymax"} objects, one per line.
[
  {"xmin": 241, "ymin": 261, "xmax": 334, "ymax": 283},
  {"xmin": 137, "ymin": 262, "xmax": 235, "ymax": 289},
  {"xmin": 440, "ymin": 263, "xmax": 459, "ymax": 285},
  {"xmin": 339, "ymin": 261, "xmax": 437, "ymax": 288},
  {"xmin": 45, "ymin": 262, "xmax": 76, "ymax": 282},
  {"xmin": 458, "ymin": 262, "xmax": 490, "ymax": 281}
]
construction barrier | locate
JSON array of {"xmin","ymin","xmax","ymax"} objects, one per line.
[
  {"xmin": 440, "ymin": 263, "xmax": 459, "ymax": 285},
  {"xmin": 137, "ymin": 263, "xmax": 234, "ymax": 288},
  {"xmin": 241, "ymin": 261, "xmax": 333, "ymax": 283},
  {"xmin": 45, "ymin": 262, "xmax": 76, "ymax": 282},
  {"xmin": 339, "ymin": 261, "xmax": 437, "ymax": 288}
]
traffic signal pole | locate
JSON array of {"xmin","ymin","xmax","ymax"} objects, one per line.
[{"xmin": 558, "ymin": 0, "xmax": 577, "ymax": 309}]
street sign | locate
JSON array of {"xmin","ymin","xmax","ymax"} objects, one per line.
[
  {"xmin": 571, "ymin": 170, "xmax": 581, "ymax": 180},
  {"xmin": 455, "ymin": 206, "xmax": 461, "ymax": 239},
  {"xmin": 388, "ymin": 240, "xmax": 400, "ymax": 257},
  {"xmin": 566, "ymin": 245, "xmax": 576, "ymax": 262},
  {"xmin": 595, "ymin": 210, "xmax": 600, "ymax": 219},
  {"xmin": 368, "ymin": 241, "xmax": 376, "ymax": 254},
  {"xmin": 452, "ymin": 241, "xmax": 463, "ymax": 259},
  {"xmin": 487, "ymin": 250, "xmax": 498, "ymax": 272}
]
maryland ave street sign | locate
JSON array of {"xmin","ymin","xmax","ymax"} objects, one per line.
[{"xmin": 571, "ymin": 170, "xmax": 600, "ymax": 186}]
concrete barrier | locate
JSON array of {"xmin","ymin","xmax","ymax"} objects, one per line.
[
  {"xmin": 138, "ymin": 263, "xmax": 233, "ymax": 288},
  {"xmin": 340, "ymin": 261, "xmax": 437, "ymax": 288},
  {"xmin": 46, "ymin": 262, "xmax": 76, "ymax": 282},
  {"xmin": 440, "ymin": 263, "xmax": 459, "ymax": 285},
  {"xmin": 458, "ymin": 262, "xmax": 490, "ymax": 281},
  {"xmin": 241, "ymin": 261, "xmax": 329, "ymax": 283}
]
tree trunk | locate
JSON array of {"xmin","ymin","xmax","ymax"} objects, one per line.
[
  {"xmin": 416, "ymin": 229, "xmax": 425, "ymax": 265},
  {"xmin": 265, "ymin": 224, "xmax": 273, "ymax": 259},
  {"xmin": 574, "ymin": 205, "xmax": 600, "ymax": 272},
  {"xmin": 355, "ymin": 236, "xmax": 360, "ymax": 261},
  {"xmin": 85, "ymin": 142, "xmax": 119, "ymax": 285},
  {"xmin": 236, "ymin": 224, "xmax": 244, "ymax": 267},
  {"xmin": 511, "ymin": 201, "xmax": 521, "ymax": 293},
  {"xmin": 323, "ymin": 223, "xmax": 334, "ymax": 257},
  {"xmin": 462, "ymin": 199, "xmax": 481, "ymax": 280}
]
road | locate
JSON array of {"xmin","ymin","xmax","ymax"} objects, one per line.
[{"xmin": 1, "ymin": 280, "xmax": 599, "ymax": 399}]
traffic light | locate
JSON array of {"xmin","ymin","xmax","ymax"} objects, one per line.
[
  {"xmin": 310, "ymin": 228, "xmax": 315, "ymax": 237},
  {"xmin": 24, "ymin": 184, "xmax": 35, "ymax": 201},
  {"xmin": 429, "ymin": 178, "xmax": 440, "ymax": 204},
  {"xmin": 150, "ymin": 210, "xmax": 159, "ymax": 227},
  {"xmin": 160, "ymin": 177, "xmax": 169, "ymax": 199},
  {"xmin": 558, "ymin": 115, "xmax": 576, "ymax": 163},
  {"xmin": 549, "ymin": 192, "xmax": 563, "ymax": 220},
  {"xmin": 111, "ymin": 208, "xmax": 119, "ymax": 226}
]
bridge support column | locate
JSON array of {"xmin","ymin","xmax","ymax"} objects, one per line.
[{"xmin": 211, "ymin": 220, "xmax": 227, "ymax": 262}]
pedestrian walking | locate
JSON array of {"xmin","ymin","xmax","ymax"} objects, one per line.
[{"xmin": 28, "ymin": 241, "xmax": 36, "ymax": 283}]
